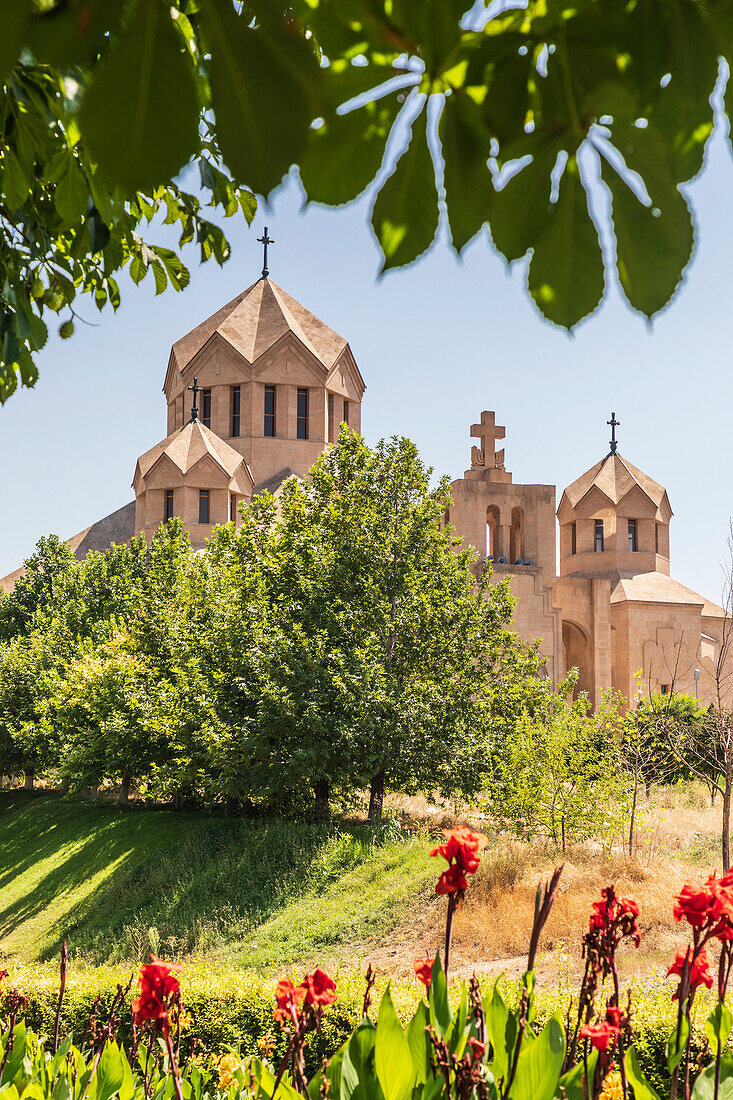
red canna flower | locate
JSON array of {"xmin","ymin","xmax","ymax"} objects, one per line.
[
  {"xmin": 579, "ymin": 1019, "xmax": 621, "ymax": 1053},
  {"xmin": 667, "ymin": 947, "xmax": 714, "ymax": 998},
  {"xmin": 673, "ymin": 882, "xmax": 716, "ymax": 928},
  {"xmin": 468, "ymin": 1038, "xmax": 486, "ymax": 1063},
  {"xmin": 413, "ymin": 956, "xmax": 434, "ymax": 989},
  {"xmin": 430, "ymin": 827, "xmax": 489, "ymax": 875},
  {"xmin": 273, "ymin": 978, "xmax": 306, "ymax": 1023},
  {"xmin": 132, "ymin": 957, "xmax": 182, "ymax": 1037},
  {"xmin": 436, "ymin": 863, "xmax": 469, "ymax": 896},
  {"xmin": 300, "ymin": 968, "xmax": 337, "ymax": 1008}
]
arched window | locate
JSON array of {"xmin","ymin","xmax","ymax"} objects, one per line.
[
  {"xmin": 486, "ymin": 506, "xmax": 500, "ymax": 559},
  {"xmin": 510, "ymin": 506, "xmax": 524, "ymax": 562}
]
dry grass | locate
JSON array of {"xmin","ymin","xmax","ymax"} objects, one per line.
[{"xmin": 348, "ymin": 783, "xmax": 727, "ymax": 985}]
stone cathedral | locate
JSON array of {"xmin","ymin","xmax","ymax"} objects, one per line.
[{"xmin": 2, "ymin": 254, "xmax": 730, "ymax": 710}]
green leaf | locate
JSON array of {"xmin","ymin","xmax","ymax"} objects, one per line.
[
  {"xmin": 486, "ymin": 984, "xmax": 514, "ymax": 1082},
  {"xmin": 88, "ymin": 211, "xmax": 111, "ymax": 255},
  {"xmin": 151, "ymin": 260, "xmax": 168, "ymax": 296},
  {"xmin": 428, "ymin": 952, "xmax": 452, "ymax": 1037},
  {"xmin": 665, "ymin": 1014, "xmax": 690, "ymax": 1074},
  {"xmin": 706, "ymin": 1001, "xmax": 733, "ymax": 1058},
  {"xmin": 625, "ymin": 1046, "xmax": 662, "ymax": 1100},
  {"xmin": 440, "ymin": 93, "xmax": 493, "ymax": 253},
  {"xmin": 371, "ymin": 105, "xmax": 439, "ymax": 271},
  {"xmin": 374, "ymin": 986, "xmax": 414, "ymax": 1100},
  {"xmin": 0, "ymin": 1021, "xmax": 26, "ymax": 1086},
  {"xmin": 405, "ymin": 1001, "xmax": 430, "ymax": 1084},
  {"xmin": 558, "ymin": 1051, "xmax": 598, "ymax": 1100},
  {"xmin": 487, "ymin": 140, "xmax": 564, "ymax": 262},
  {"xmin": 300, "ymin": 96, "xmax": 400, "ymax": 207},
  {"xmin": 55, "ymin": 153, "xmax": 89, "ymax": 226},
  {"xmin": 95, "ymin": 1042, "xmax": 125, "ymax": 1100},
  {"xmin": 509, "ymin": 1013, "xmax": 565, "ymax": 1100},
  {"xmin": 200, "ymin": 0, "xmax": 320, "ymax": 197},
  {"xmin": 601, "ymin": 146, "xmax": 694, "ymax": 318},
  {"xmin": 80, "ymin": 0, "xmax": 199, "ymax": 193},
  {"xmin": 692, "ymin": 1052, "xmax": 733, "ymax": 1099},
  {"xmin": 59, "ymin": 319, "xmax": 74, "ymax": 340},
  {"xmin": 0, "ymin": 0, "xmax": 30, "ymax": 80},
  {"xmin": 341, "ymin": 1019, "xmax": 382, "ymax": 1100},
  {"xmin": 2, "ymin": 152, "xmax": 31, "ymax": 211},
  {"xmin": 527, "ymin": 156, "xmax": 604, "ymax": 329},
  {"xmin": 238, "ymin": 191, "xmax": 258, "ymax": 225}
]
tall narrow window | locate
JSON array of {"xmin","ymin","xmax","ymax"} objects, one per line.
[
  {"xmin": 628, "ymin": 518, "xmax": 638, "ymax": 552},
  {"xmin": 655, "ymin": 522, "xmax": 660, "ymax": 553},
  {"xmin": 594, "ymin": 519, "xmax": 604, "ymax": 552},
  {"xmin": 571, "ymin": 522, "xmax": 577, "ymax": 555},
  {"xmin": 202, "ymin": 388, "xmax": 212, "ymax": 428},
  {"xmin": 264, "ymin": 385, "xmax": 276, "ymax": 436},
  {"xmin": 328, "ymin": 393, "xmax": 335, "ymax": 440},
  {"xmin": 297, "ymin": 387, "xmax": 309, "ymax": 439},
  {"xmin": 231, "ymin": 385, "xmax": 240, "ymax": 437},
  {"xmin": 164, "ymin": 489, "xmax": 174, "ymax": 521},
  {"xmin": 230, "ymin": 493, "xmax": 237, "ymax": 522},
  {"xmin": 199, "ymin": 489, "xmax": 209, "ymax": 524},
  {"xmin": 343, "ymin": 399, "xmax": 350, "ymax": 426}
]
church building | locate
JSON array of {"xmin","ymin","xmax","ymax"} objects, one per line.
[{"xmin": 2, "ymin": 237, "xmax": 729, "ymax": 710}]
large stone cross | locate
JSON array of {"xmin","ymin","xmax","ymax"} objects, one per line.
[{"xmin": 471, "ymin": 410, "xmax": 505, "ymax": 469}]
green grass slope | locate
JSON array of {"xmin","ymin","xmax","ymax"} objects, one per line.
[{"xmin": 0, "ymin": 793, "xmax": 436, "ymax": 967}]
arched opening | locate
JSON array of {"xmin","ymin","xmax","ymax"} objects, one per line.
[
  {"xmin": 562, "ymin": 620, "xmax": 594, "ymax": 700},
  {"xmin": 510, "ymin": 506, "xmax": 524, "ymax": 563},
  {"xmin": 486, "ymin": 506, "xmax": 500, "ymax": 560}
]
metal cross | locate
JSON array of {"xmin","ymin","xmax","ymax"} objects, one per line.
[
  {"xmin": 188, "ymin": 376, "xmax": 202, "ymax": 421},
  {"xmin": 257, "ymin": 226, "xmax": 274, "ymax": 278},
  {"xmin": 607, "ymin": 411, "xmax": 620, "ymax": 454}
]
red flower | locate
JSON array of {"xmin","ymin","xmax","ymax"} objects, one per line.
[
  {"xmin": 430, "ymin": 827, "xmax": 489, "ymax": 875},
  {"xmin": 673, "ymin": 883, "xmax": 716, "ymax": 928},
  {"xmin": 604, "ymin": 1005, "xmax": 625, "ymax": 1029},
  {"xmin": 132, "ymin": 957, "xmax": 182, "ymax": 1037},
  {"xmin": 436, "ymin": 863, "xmax": 469, "ymax": 896},
  {"xmin": 273, "ymin": 978, "xmax": 306, "ymax": 1023},
  {"xmin": 300, "ymin": 968, "xmax": 337, "ymax": 1008},
  {"xmin": 579, "ymin": 1020, "xmax": 621, "ymax": 1052},
  {"xmin": 468, "ymin": 1038, "xmax": 486, "ymax": 1063},
  {"xmin": 667, "ymin": 948, "xmax": 714, "ymax": 998},
  {"xmin": 413, "ymin": 956, "xmax": 434, "ymax": 989}
]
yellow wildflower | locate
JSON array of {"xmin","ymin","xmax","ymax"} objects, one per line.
[
  {"xmin": 217, "ymin": 1053, "xmax": 240, "ymax": 1090},
  {"xmin": 600, "ymin": 1069, "xmax": 623, "ymax": 1100}
]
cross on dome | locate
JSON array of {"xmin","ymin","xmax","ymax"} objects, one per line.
[
  {"xmin": 471, "ymin": 410, "xmax": 505, "ymax": 469},
  {"xmin": 607, "ymin": 411, "xmax": 620, "ymax": 455},
  {"xmin": 257, "ymin": 226, "xmax": 274, "ymax": 279}
]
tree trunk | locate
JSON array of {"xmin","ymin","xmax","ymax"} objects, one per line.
[
  {"xmin": 368, "ymin": 769, "xmax": 385, "ymax": 824},
  {"xmin": 629, "ymin": 774, "xmax": 638, "ymax": 859},
  {"xmin": 59, "ymin": 777, "xmax": 70, "ymax": 795},
  {"xmin": 313, "ymin": 778, "xmax": 330, "ymax": 820},
  {"xmin": 24, "ymin": 770, "xmax": 33, "ymax": 791},
  {"xmin": 724, "ymin": 771, "xmax": 732, "ymax": 874},
  {"xmin": 118, "ymin": 771, "xmax": 131, "ymax": 806},
  {"xmin": 711, "ymin": 784, "xmax": 717, "ymax": 808},
  {"xmin": 224, "ymin": 795, "xmax": 238, "ymax": 817}
]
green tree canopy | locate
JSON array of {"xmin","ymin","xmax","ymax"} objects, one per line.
[{"xmin": 0, "ymin": 0, "xmax": 727, "ymax": 400}]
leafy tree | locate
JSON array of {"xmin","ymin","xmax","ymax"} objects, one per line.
[
  {"xmin": 0, "ymin": 626, "xmax": 66, "ymax": 787},
  {"xmin": 207, "ymin": 427, "xmax": 531, "ymax": 819},
  {"xmin": 486, "ymin": 682, "xmax": 626, "ymax": 853},
  {"xmin": 0, "ymin": 535, "xmax": 76, "ymax": 641},
  {"xmin": 0, "ymin": 0, "xmax": 728, "ymax": 399}
]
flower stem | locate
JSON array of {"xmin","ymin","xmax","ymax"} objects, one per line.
[
  {"xmin": 444, "ymin": 895, "xmax": 456, "ymax": 979},
  {"xmin": 164, "ymin": 1032, "xmax": 185, "ymax": 1100}
]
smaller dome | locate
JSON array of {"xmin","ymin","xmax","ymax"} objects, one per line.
[
  {"xmin": 559, "ymin": 452, "xmax": 671, "ymax": 522},
  {"xmin": 134, "ymin": 418, "xmax": 253, "ymax": 484}
]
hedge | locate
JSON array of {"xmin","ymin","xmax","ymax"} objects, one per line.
[{"xmin": 2, "ymin": 962, "xmax": 719, "ymax": 1091}]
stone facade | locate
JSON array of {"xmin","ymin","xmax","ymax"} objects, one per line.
[{"xmin": 450, "ymin": 411, "xmax": 733, "ymax": 710}]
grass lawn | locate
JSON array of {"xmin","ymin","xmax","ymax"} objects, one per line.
[{"xmin": 0, "ymin": 792, "xmax": 437, "ymax": 967}]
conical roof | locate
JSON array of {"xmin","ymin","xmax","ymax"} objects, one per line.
[
  {"xmin": 561, "ymin": 452, "xmax": 670, "ymax": 515},
  {"xmin": 169, "ymin": 277, "xmax": 349, "ymax": 375},
  {"xmin": 134, "ymin": 419, "xmax": 253, "ymax": 483}
]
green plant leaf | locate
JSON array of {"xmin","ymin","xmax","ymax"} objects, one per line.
[
  {"xmin": 55, "ymin": 153, "xmax": 89, "ymax": 226},
  {"xmin": 487, "ymin": 139, "xmax": 564, "ymax": 263},
  {"xmin": 374, "ymin": 986, "xmax": 414, "ymax": 1100},
  {"xmin": 486, "ymin": 984, "xmax": 514, "ymax": 1082},
  {"xmin": 406, "ymin": 1001, "xmax": 430, "ymax": 1084},
  {"xmin": 371, "ymin": 104, "xmax": 438, "ymax": 271},
  {"xmin": 665, "ymin": 1014, "xmax": 690, "ymax": 1074},
  {"xmin": 341, "ymin": 1019, "xmax": 382, "ymax": 1100},
  {"xmin": 0, "ymin": 0, "xmax": 30, "ymax": 80},
  {"xmin": 2, "ymin": 152, "xmax": 31, "ymax": 211},
  {"xmin": 95, "ymin": 1041, "xmax": 125, "ymax": 1100},
  {"xmin": 428, "ymin": 951, "xmax": 452, "ymax": 1037},
  {"xmin": 706, "ymin": 1001, "xmax": 733, "ymax": 1057},
  {"xmin": 527, "ymin": 156, "xmax": 604, "ymax": 329},
  {"xmin": 300, "ymin": 96, "xmax": 400, "ymax": 207},
  {"xmin": 0, "ymin": 1020, "xmax": 25, "ymax": 1086},
  {"xmin": 558, "ymin": 1051, "xmax": 598, "ymax": 1100},
  {"xmin": 440, "ymin": 93, "xmax": 493, "ymax": 253},
  {"xmin": 692, "ymin": 1053, "xmax": 733, "ymax": 1099},
  {"xmin": 80, "ymin": 0, "xmax": 199, "ymax": 193},
  {"xmin": 200, "ymin": 0, "xmax": 319, "ymax": 197},
  {"xmin": 626, "ymin": 1045, "xmax": 662, "ymax": 1100},
  {"xmin": 601, "ymin": 150, "xmax": 693, "ymax": 318},
  {"xmin": 509, "ymin": 1013, "xmax": 565, "ymax": 1100}
]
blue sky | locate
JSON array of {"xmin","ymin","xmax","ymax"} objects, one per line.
[{"xmin": 2, "ymin": 119, "xmax": 733, "ymax": 601}]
